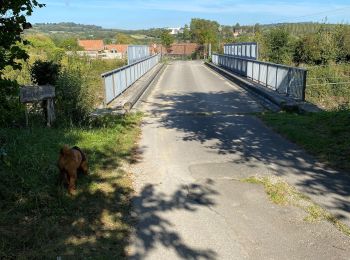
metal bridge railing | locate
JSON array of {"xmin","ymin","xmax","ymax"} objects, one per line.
[
  {"xmin": 102, "ymin": 54, "xmax": 160, "ymax": 104},
  {"xmin": 224, "ymin": 42, "xmax": 258, "ymax": 60},
  {"xmin": 212, "ymin": 53, "xmax": 307, "ymax": 100}
]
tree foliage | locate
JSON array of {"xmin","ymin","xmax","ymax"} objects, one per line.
[
  {"xmin": 160, "ymin": 29, "xmax": 174, "ymax": 49},
  {"xmin": 334, "ymin": 25, "xmax": 350, "ymax": 62},
  {"xmin": 0, "ymin": 0, "xmax": 44, "ymax": 76},
  {"xmin": 181, "ymin": 24, "xmax": 191, "ymax": 42},
  {"xmin": 0, "ymin": 0, "xmax": 44, "ymax": 125},
  {"xmin": 293, "ymin": 35, "xmax": 320, "ymax": 65},
  {"xmin": 190, "ymin": 18, "xmax": 219, "ymax": 46},
  {"xmin": 54, "ymin": 37, "xmax": 83, "ymax": 51},
  {"xmin": 265, "ymin": 27, "xmax": 292, "ymax": 64},
  {"xmin": 30, "ymin": 60, "xmax": 60, "ymax": 85}
]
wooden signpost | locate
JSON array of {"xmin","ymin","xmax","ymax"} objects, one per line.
[{"xmin": 19, "ymin": 85, "xmax": 56, "ymax": 127}]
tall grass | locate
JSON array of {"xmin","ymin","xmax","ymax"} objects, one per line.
[{"xmin": 306, "ymin": 63, "xmax": 350, "ymax": 110}]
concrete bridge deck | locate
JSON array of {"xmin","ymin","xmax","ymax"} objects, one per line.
[{"xmin": 129, "ymin": 60, "xmax": 350, "ymax": 259}]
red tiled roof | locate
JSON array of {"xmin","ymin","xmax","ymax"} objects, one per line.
[
  {"xmin": 78, "ymin": 40, "xmax": 104, "ymax": 51},
  {"xmin": 105, "ymin": 44, "xmax": 128, "ymax": 53}
]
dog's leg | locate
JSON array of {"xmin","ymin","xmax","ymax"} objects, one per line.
[
  {"xmin": 81, "ymin": 160, "xmax": 89, "ymax": 175},
  {"xmin": 62, "ymin": 170, "xmax": 69, "ymax": 184},
  {"xmin": 68, "ymin": 171, "xmax": 77, "ymax": 194},
  {"xmin": 58, "ymin": 169, "xmax": 68, "ymax": 186}
]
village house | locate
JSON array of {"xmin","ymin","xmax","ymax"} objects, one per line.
[
  {"xmin": 104, "ymin": 44, "xmax": 128, "ymax": 59},
  {"xmin": 167, "ymin": 27, "xmax": 184, "ymax": 35},
  {"xmin": 77, "ymin": 39, "xmax": 104, "ymax": 58},
  {"xmin": 76, "ymin": 40, "xmax": 128, "ymax": 59}
]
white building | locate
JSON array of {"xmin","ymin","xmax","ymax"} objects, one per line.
[{"xmin": 168, "ymin": 27, "xmax": 184, "ymax": 35}]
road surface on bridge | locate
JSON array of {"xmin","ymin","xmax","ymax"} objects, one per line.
[{"xmin": 129, "ymin": 60, "xmax": 350, "ymax": 259}]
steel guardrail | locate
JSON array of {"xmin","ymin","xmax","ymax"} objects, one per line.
[
  {"xmin": 102, "ymin": 54, "xmax": 160, "ymax": 104},
  {"xmin": 212, "ymin": 53, "xmax": 307, "ymax": 100}
]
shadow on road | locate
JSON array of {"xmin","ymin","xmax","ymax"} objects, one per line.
[
  {"xmin": 148, "ymin": 91, "xmax": 350, "ymax": 221},
  {"xmin": 130, "ymin": 180, "xmax": 218, "ymax": 259}
]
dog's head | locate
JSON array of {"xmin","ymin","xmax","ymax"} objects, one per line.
[{"xmin": 58, "ymin": 145, "xmax": 82, "ymax": 171}]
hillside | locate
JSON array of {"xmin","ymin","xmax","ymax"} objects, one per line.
[{"xmin": 27, "ymin": 22, "xmax": 163, "ymax": 44}]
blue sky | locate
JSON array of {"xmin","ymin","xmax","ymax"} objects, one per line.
[{"xmin": 29, "ymin": 0, "xmax": 350, "ymax": 29}]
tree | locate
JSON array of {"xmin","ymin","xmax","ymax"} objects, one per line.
[
  {"xmin": 160, "ymin": 29, "xmax": 174, "ymax": 50},
  {"xmin": 55, "ymin": 37, "xmax": 83, "ymax": 51},
  {"xmin": 265, "ymin": 26, "xmax": 292, "ymax": 64},
  {"xmin": 314, "ymin": 24, "xmax": 337, "ymax": 64},
  {"xmin": 334, "ymin": 25, "xmax": 350, "ymax": 62},
  {"xmin": 0, "ymin": 1, "xmax": 44, "ymax": 125},
  {"xmin": 293, "ymin": 35, "xmax": 320, "ymax": 65},
  {"xmin": 182, "ymin": 24, "xmax": 191, "ymax": 42},
  {"xmin": 0, "ymin": 0, "xmax": 44, "ymax": 76},
  {"xmin": 190, "ymin": 18, "xmax": 219, "ymax": 53}
]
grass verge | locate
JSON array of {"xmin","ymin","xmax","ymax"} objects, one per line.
[
  {"xmin": 242, "ymin": 176, "xmax": 350, "ymax": 236},
  {"xmin": 0, "ymin": 113, "xmax": 142, "ymax": 258},
  {"xmin": 259, "ymin": 110, "xmax": 350, "ymax": 172}
]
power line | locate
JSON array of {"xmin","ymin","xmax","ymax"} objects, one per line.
[
  {"xmin": 307, "ymin": 82, "xmax": 350, "ymax": 86},
  {"xmin": 267, "ymin": 6, "xmax": 350, "ymax": 25}
]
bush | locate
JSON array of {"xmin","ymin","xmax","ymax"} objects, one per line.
[
  {"xmin": 30, "ymin": 60, "xmax": 61, "ymax": 85},
  {"xmin": 55, "ymin": 68, "xmax": 96, "ymax": 125},
  {"xmin": 306, "ymin": 64, "xmax": 350, "ymax": 110},
  {"xmin": 264, "ymin": 27, "xmax": 293, "ymax": 64},
  {"xmin": 293, "ymin": 35, "xmax": 321, "ymax": 65},
  {"xmin": 0, "ymin": 79, "xmax": 24, "ymax": 127}
]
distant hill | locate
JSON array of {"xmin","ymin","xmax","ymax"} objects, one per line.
[
  {"xmin": 27, "ymin": 21, "xmax": 349, "ymax": 43},
  {"xmin": 27, "ymin": 22, "xmax": 164, "ymax": 44}
]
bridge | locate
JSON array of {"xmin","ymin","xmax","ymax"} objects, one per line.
[{"xmin": 101, "ymin": 47, "xmax": 350, "ymax": 259}]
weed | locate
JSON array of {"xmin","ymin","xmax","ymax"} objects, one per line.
[{"xmin": 242, "ymin": 176, "xmax": 350, "ymax": 237}]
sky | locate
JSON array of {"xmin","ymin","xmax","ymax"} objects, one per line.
[{"xmin": 29, "ymin": 0, "xmax": 350, "ymax": 29}]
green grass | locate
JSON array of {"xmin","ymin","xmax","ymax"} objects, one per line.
[
  {"xmin": 0, "ymin": 113, "xmax": 142, "ymax": 258},
  {"xmin": 259, "ymin": 110, "xmax": 350, "ymax": 172},
  {"xmin": 242, "ymin": 176, "xmax": 350, "ymax": 236},
  {"xmin": 242, "ymin": 176, "xmax": 307, "ymax": 205}
]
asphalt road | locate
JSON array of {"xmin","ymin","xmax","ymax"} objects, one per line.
[{"xmin": 129, "ymin": 60, "xmax": 350, "ymax": 259}]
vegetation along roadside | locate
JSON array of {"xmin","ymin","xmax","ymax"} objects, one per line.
[
  {"xmin": 259, "ymin": 110, "xmax": 350, "ymax": 173},
  {"xmin": 0, "ymin": 113, "xmax": 142, "ymax": 258}
]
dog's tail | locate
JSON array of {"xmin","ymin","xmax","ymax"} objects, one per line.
[{"xmin": 60, "ymin": 145, "xmax": 71, "ymax": 156}]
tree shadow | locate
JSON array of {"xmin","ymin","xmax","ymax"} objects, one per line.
[
  {"xmin": 0, "ymin": 116, "xmax": 145, "ymax": 258},
  {"xmin": 130, "ymin": 180, "xmax": 218, "ymax": 259},
  {"xmin": 147, "ymin": 91, "xmax": 350, "ymax": 221}
]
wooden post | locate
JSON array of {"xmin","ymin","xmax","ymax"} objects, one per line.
[
  {"xmin": 46, "ymin": 98, "xmax": 55, "ymax": 127},
  {"xmin": 25, "ymin": 104, "xmax": 29, "ymax": 128}
]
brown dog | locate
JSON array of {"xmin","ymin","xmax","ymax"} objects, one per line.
[{"xmin": 58, "ymin": 145, "xmax": 88, "ymax": 194}]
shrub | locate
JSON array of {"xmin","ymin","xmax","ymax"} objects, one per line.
[
  {"xmin": 0, "ymin": 79, "xmax": 24, "ymax": 127},
  {"xmin": 30, "ymin": 60, "xmax": 61, "ymax": 85},
  {"xmin": 264, "ymin": 27, "xmax": 293, "ymax": 64},
  {"xmin": 55, "ymin": 68, "xmax": 96, "ymax": 125},
  {"xmin": 293, "ymin": 35, "xmax": 321, "ymax": 65}
]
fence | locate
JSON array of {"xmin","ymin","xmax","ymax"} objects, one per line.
[
  {"xmin": 224, "ymin": 42, "xmax": 258, "ymax": 60},
  {"xmin": 102, "ymin": 54, "xmax": 160, "ymax": 104},
  {"xmin": 128, "ymin": 45, "xmax": 150, "ymax": 65},
  {"xmin": 212, "ymin": 54, "xmax": 307, "ymax": 100}
]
